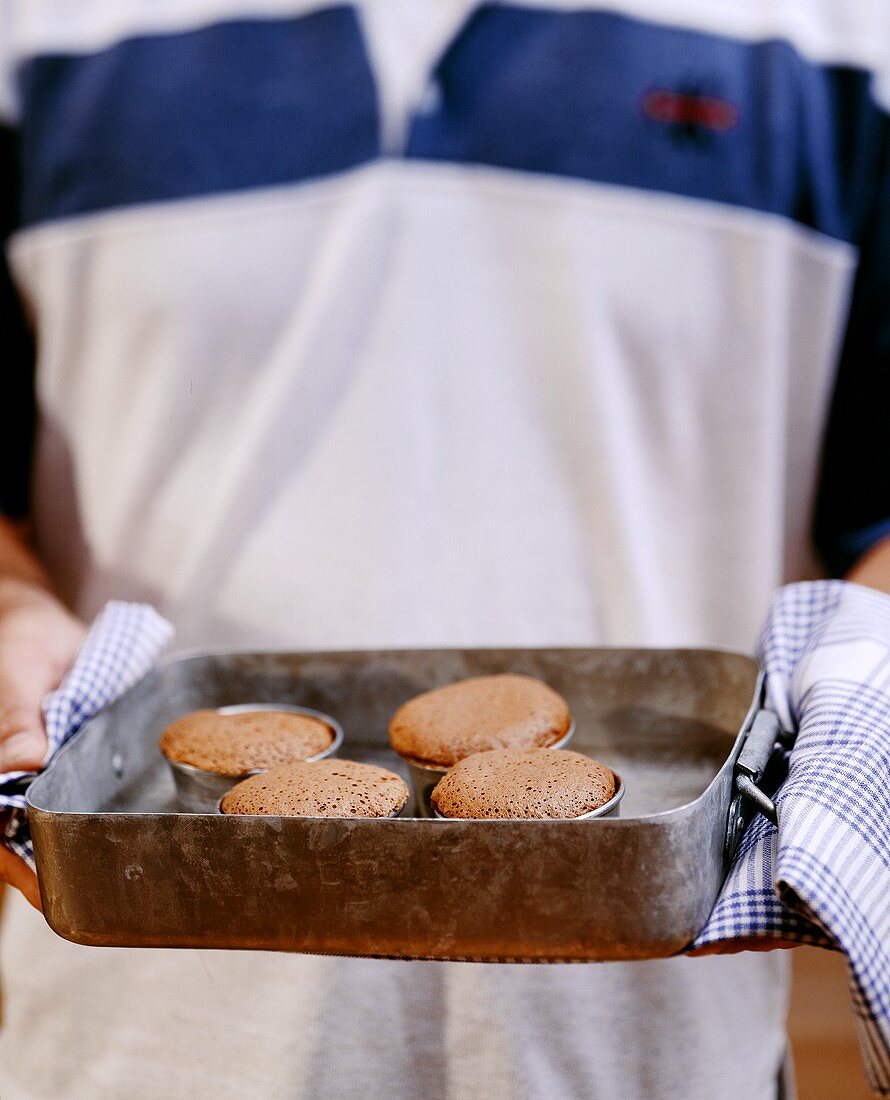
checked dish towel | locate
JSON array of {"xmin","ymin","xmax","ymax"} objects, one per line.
[
  {"xmin": 694, "ymin": 581, "xmax": 890, "ymax": 1094},
  {"xmin": 0, "ymin": 584, "xmax": 887, "ymax": 1090}
]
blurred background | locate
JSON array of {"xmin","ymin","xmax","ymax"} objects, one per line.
[{"xmin": 791, "ymin": 949, "xmax": 871, "ymax": 1099}]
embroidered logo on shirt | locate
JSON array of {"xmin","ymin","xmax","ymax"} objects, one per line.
[{"xmin": 640, "ymin": 81, "xmax": 740, "ymax": 146}]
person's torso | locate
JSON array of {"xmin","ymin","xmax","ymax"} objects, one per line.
[
  {"xmin": 4, "ymin": 0, "xmax": 886, "ymax": 651},
  {"xmin": 3, "ymin": 4, "xmax": 884, "ymax": 1098}
]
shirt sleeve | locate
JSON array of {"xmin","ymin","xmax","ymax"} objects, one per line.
[
  {"xmin": 0, "ymin": 118, "xmax": 36, "ymax": 519},
  {"xmin": 813, "ymin": 89, "xmax": 890, "ymax": 576}
]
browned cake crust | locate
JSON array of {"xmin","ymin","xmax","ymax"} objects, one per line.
[
  {"xmin": 388, "ymin": 674, "xmax": 572, "ymax": 768},
  {"xmin": 220, "ymin": 759, "xmax": 409, "ymax": 817},
  {"xmin": 430, "ymin": 748, "xmax": 615, "ymax": 819},
  {"xmin": 160, "ymin": 709, "xmax": 334, "ymax": 776}
]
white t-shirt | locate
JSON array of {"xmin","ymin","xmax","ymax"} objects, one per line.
[{"xmin": 2, "ymin": 2, "xmax": 889, "ymax": 1097}]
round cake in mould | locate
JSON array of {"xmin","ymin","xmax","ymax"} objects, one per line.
[
  {"xmin": 160, "ymin": 709, "xmax": 335, "ymax": 777},
  {"xmin": 219, "ymin": 759, "xmax": 409, "ymax": 817},
  {"xmin": 430, "ymin": 748, "xmax": 616, "ymax": 820},
  {"xmin": 388, "ymin": 674, "xmax": 572, "ymax": 768}
]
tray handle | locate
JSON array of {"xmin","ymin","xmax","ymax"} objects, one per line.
[{"xmin": 724, "ymin": 707, "xmax": 796, "ymax": 864}]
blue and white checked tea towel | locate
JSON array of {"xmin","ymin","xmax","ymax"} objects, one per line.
[
  {"xmin": 0, "ymin": 601, "xmax": 173, "ymax": 866},
  {"xmin": 695, "ymin": 581, "xmax": 890, "ymax": 1095},
  {"xmin": 0, "ymin": 584, "xmax": 887, "ymax": 1090}
]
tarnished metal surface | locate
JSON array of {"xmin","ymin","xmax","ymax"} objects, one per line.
[{"xmin": 27, "ymin": 647, "xmax": 758, "ymax": 961}]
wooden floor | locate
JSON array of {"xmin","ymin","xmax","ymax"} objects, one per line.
[{"xmin": 788, "ymin": 947, "xmax": 872, "ymax": 1099}]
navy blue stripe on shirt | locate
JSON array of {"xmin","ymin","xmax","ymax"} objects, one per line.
[
  {"xmin": 0, "ymin": 124, "xmax": 35, "ymax": 517},
  {"xmin": 814, "ymin": 119, "xmax": 890, "ymax": 575},
  {"xmin": 19, "ymin": 6, "xmax": 379, "ymax": 225},
  {"xmin": 407, "ymin": 4, "xmax": 886, "ymax": 245}
]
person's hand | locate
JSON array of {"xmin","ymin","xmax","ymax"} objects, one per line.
[{"xmin": 0, "ymin": 578, "xmax": 86, "ymax": 908}]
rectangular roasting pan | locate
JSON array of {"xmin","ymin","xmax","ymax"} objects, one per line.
[{"xmin": 27, "ymin": 647, "xmax": 768, "ymax": 962}]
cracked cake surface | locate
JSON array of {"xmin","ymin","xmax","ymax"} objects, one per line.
[
  {"xmin": 389, "ymin": 674, "xmax": 571, "ymax": 768},
  {"xmin": 220, "ymin": 758, "xmax": 409, "ymax": 817},
  {"xmin": 431, "ymin": 748, "xmax": 615, "ymax": 819},
  {"xmin": 161, "ymin": 709, "xmax": 335, "ymax": 776}
]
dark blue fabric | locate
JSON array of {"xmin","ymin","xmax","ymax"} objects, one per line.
[
  {"xmin": 406, "ymin": 4, "xmax": 884, "ymax": 245},
  {"xmin": 19, "ymin": 7, "xmax": 379, "ymax": 225},
  {"xmin": 0, "ymin": 124, "xmax": 35, "ymax": 518},
  {"xmin": 814, "ymin": 118, "xmax": 890, "ymax": 575}
]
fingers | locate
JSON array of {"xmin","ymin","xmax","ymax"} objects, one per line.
[
  {"xmin": 0, "ymin": 844, "xmax": 42, "ymax": 910},
  {"xmin": 0, "ymin": 713, "xmax": 48, "ymax": 772},
  {"xmin": 0, "ymin": 591, "xmax": 85, "ymax": 773},
  {"xmin": 0, "ymin": 731, "xmax": 47, "ymax": 772},
  {"xmin": 0, "ymin": 660, "xmax": 52, "ymax": 772},
  {"xmin": 0, "ymin": 577, "xmax": 84, "ymax": 910}
]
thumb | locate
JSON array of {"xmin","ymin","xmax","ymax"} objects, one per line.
[
  {"xmin": 0, "ymin": 591, "xmax": 86, "ymax": 771},
  {"xmin": 0, "ymin": 624, "xmax": 75, "ymax": 770},
  {"xmin": 0, "ymin": 841, "xmax": 42, "ymax": 910},
  {"xmin": 0, "ymin": 654, "xmax": 58, "ymax": 773}
]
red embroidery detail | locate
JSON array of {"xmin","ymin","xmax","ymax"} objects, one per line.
[{"xmin": 641, "ymin": 89, "xmax": 740, "ymax": 132}]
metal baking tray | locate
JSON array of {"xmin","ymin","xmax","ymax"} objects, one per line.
[{"xmin": 28, "ymin": 647, "xmax": 767, "ymax": 962}]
